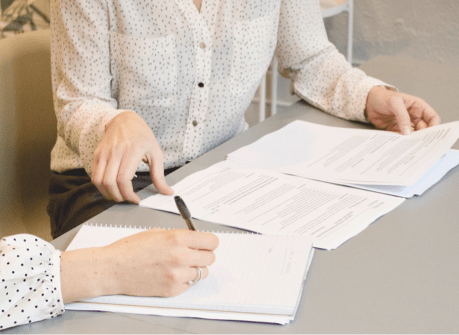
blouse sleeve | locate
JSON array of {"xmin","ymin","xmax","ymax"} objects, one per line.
[
  {"xmin": 0, "ymin": 234, "xmax": 64, "ymax": 330},
  {"xmin": 50, "ymin": 0, "xmax": 129, "ymax": 175},
  {"xmin": 276, "ymin": 0, "xmax": 393, "ymax": 123}
]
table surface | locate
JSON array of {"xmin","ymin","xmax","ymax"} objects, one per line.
[{"xmin": 6, "ymin": 56, "xmax": 459, "ymax": 333}]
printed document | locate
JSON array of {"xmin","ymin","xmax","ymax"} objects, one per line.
[
  {"xmin": 140, "ymin": 161, "xmax": 404, "ymax": 250},
  {"xmin": 227, "ymin": 120, "xmax": 459, "ymax": 186},
  {"xmin": 342, "ymin": 149, "xmax": 459, "ymax": 197}
]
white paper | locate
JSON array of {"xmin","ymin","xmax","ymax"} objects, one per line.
[
  {"xmin": 66, "ymin": 225, "xmax": 313, "ymax": 321},
  {"xmin": 227, "ymin": 120, "xmax": 459, "ymax": 186},
  {"xmin": 140, "ymin": 161, "xmax": 405, "ymax": 250},
  {"xmin": 340, "ymin": 149, "xmax": 459, "ymax": 198},
  {"xmin": 65, "ymin": 302, "xmax": 294, "ymax": 324}
]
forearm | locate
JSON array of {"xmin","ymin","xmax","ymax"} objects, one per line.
[
  {"xmin": 60, "ymin": 247, "xmax": 119, "ymax": 304},
  {"xmin": 285, "ymin": 46, "xmax": 390, "ymax": 123},
  {"xmin": 276, "ymin": 0, "xmax": 392, "ymax": 122}
]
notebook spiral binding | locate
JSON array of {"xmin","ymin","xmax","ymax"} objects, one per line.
[{"xmin": 84, "ymin": 222, "xmax": 261, "ymax": 234}]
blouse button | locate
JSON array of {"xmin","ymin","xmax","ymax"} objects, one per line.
[
  {"xmin": 199, "ymin": 42, "xmax": 206, "ymax": 49},
  {"xmin": 192, "ymin": 120, "xmax": 198, "ymax": 126},
  {"xmin": 198, "ymin": 82, "xmax": 204, "ymax": 88}
]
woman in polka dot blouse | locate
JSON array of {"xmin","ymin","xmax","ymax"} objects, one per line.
[
  {"xmin": 0, "ymin": 230, "xmax": 218, "ymax": 330},
  {"xmin": 1, "ymin": 0, "xmax": 441, "ymax": 329}
]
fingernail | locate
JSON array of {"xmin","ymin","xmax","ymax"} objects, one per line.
[{"xmin": 403, "ymin": 126, "xmax": 411, "ymax": 135}]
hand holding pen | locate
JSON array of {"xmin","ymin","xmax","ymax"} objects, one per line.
[{"xmin": 175, "ymin": 196, "xmax": 206, "ymax": 285}]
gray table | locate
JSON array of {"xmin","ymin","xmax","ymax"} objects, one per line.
[{"xmin": 7, "ymin": 56, "xmax": 459, "ymax": 333}]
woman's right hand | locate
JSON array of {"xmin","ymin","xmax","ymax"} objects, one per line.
[
  {"xmin": 60, "ymin": 229, "xmax": 219, "ymax": 303},
  {"xmin": 91, "ymin": 111, "xmax": 174, "ymax": 204}
]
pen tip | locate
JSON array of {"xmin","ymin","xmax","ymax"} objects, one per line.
[{"xmin": 174, "ymin": 195, "xmax": 181, "ymax": 201}]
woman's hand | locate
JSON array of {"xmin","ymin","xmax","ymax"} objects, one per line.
[
  {"xmin": 365, "ymin": 86, "xmax": 441, "ymax": 135},
  {"xmin": 92, "ymin": 111, "xmax": 174, "ymax": 204},
  {"xmin": 60, "ymin": 229, "xmax": 219, "ymax": 303}
]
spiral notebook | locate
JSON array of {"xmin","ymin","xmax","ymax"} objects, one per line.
[{"xmin": 64, "ymin": 224, "xmax": 314, "ymax": 324}]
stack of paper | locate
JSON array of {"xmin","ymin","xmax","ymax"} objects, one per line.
[
  {"xmin": 140, "ymin": 121, "xmax": 459, "ymax": 250},
  {"xmin": 227, "ymin": 120, "xmax": 459, "ymax": 193},
  {"xmin": 344, "ymin": 149, "xmax": 459, "ymax": 197},
  {"xmin": 65, "ymin": 224, "xmax": 314, "ymax": 324}
]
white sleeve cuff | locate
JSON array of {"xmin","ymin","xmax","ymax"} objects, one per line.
[{"xmin": 350, "ymin": 76, "xmax": 397, "ymax": 123}]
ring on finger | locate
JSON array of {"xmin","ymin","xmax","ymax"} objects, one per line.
[{"xmin": 187, "ymin": 267, "xmax": 202, "ymax": 285}]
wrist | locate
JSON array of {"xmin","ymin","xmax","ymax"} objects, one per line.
[
  {"xmin": 95, "ymin": 246, "xmax": 123, "ymax": 296},
  {"xmin": 105, "ymin": 110, "xmax": 138, "ymax": 132},
  {"xmin": 60, "ymin": 247, "xmax": 121, "ymax": 303},
  {"xmin": 366, "ymin": 86, "xmax": 386, "ymax": 107},
  {"xmin": 365, "ymin": 86, "xmax": 388, "ymax": 123}
]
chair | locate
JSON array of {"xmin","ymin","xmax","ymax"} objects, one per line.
[
  {"xmin": 258, "ymin": 0, "xmax": 354, "ymax": 123},
  {"xmin": 320, "ymin": 0, "xmax": 353, "ymax": 64},
  {"xmin": 0, "ymin": 30, "xmax": 55, "ymax": 240}
]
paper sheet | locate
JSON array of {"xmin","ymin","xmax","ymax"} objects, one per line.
[
  {"xmin": 140, "ymin": 161, "xmax": 405, "ymax": 250},
  {"xmin": 227, "ymin": 121, "xmax": 459, "ymax": 186}
]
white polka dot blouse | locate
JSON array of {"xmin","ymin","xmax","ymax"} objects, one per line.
[
  {"xmin": 49, "ymin": 0, "xmax": 389, "ymax": 176},
  {"xmin": 0, "ymin": 235, "xmax": 64, "ymax": 330}
]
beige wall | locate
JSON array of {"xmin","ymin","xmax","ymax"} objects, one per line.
[
  {"xmin": 25, "ymin": 0, "xmax": 459, "ymax": 65},
  {"xmin": 326, "ymin": 0, "xmax": 459, "ymax": 65}
]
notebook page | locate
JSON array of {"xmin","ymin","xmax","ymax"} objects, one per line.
[
  {"xmin": 65, "ymin": 225, "xmax": 313, "ymax": 315},
  {"xmin": 67, "ymin": 224, "xmax": 145, "ymax": 249}
]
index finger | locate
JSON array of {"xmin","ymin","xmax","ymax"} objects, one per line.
[
  {"xmin": 144, "ymin": 145, "xmax": 174, "ymax": 195},
  {"xmin": 186, "ymin": 231, "xmax": 220, "ymax": 251},
  {"xmin": 389, "ymin": 95, "xmax": 412, "ymax": 135}
]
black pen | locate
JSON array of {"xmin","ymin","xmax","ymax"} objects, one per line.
[{"xmin": 174, "ymin": 196, "xmax": 197, "ymax": 231}]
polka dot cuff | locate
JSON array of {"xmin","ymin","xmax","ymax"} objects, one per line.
[{"xmin": 0, "ymin": 234, "xmax": 64, "ymax": 330}]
